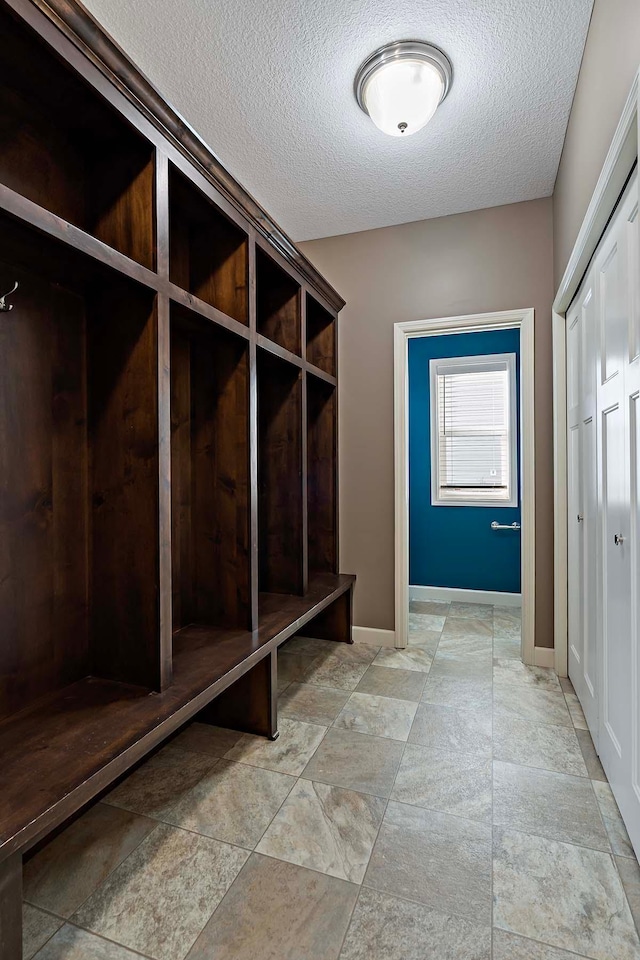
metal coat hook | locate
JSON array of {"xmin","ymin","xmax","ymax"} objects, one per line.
[{"xmin": 0, "ymin": 281, "xmax": 18, "ymax": 312}]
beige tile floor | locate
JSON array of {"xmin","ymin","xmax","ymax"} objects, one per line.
[{"xmin": 21, "ymin": 600, "xmax": 640, "ymax": 960}]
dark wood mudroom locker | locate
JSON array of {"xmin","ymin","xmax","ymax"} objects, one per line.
[{"xmin": 0, "ymin": 2, "xmax": 353, "ymax": 955}]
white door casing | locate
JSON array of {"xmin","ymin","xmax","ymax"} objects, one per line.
[{"xmin": 393, "ymin": 308, "xmax": 536, "ymax": 663}]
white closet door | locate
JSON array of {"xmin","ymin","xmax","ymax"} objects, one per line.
[
  {"xmin": 613, "ymin": 177, "xmax": 640, "ymax": 852},
  {"xmin": 567, "ymin": 274, "xmax": 599, "ymax": 733},
  {"xmin": 595, "ymin": 173, "xmax": 638, "ymax": 850}
]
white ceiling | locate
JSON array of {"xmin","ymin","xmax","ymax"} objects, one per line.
[{"xmin": 83, "ymin": 0, "xmax": 593, "ymax": 241}]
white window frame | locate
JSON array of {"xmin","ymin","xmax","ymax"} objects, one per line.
[{"xmin": 429, "ymin": 352, "xmax": 518, "ymax": 508}]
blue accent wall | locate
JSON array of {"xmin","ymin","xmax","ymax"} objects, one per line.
[{"xmin": 409, "ymin": 329, "xmax": 521, "ymax": 593}]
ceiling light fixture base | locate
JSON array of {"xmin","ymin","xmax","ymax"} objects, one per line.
[{"xmin": 354, "ymin": 40, "xmax": 453, "ymax": 116}]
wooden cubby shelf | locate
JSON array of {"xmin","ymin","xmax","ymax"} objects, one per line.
[
  {"xmin": 0, "ymin": 223, "xmax": 164, "ymax": 726},
  {"xmin": 0, "ymin": 4, "xmax": 155, "ymax": 270},
  {"xmin": 308, "ymin": 377, "xmax": 338, "ymax": 577},
  {"xmin": 0, "ymin": 2, "xmax": 350, "ymax": 947},
  {"xmin": 170, "ymin": 305, "xmax": 252, "ymax": 635},
  {"xmin": 306, "ymin": 293, "xmax": 337, "ymax": 376},
  {"xmin": 257, "ymin": 349, "xmax": 304, "ymax": 598},
  {"xmin": 169, "ymin": 166, "xmax": 249, "ymax": 324},
  {"xmin": 256, "ymin": 246, "xmax": 302, "ymax": 355}
]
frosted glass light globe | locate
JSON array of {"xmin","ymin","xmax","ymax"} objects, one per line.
[
  {"xmin": 363, "ymin": 58, "xmax": 444, "ymax": 137},
  {"xmin": 355, "ymin": 41, "xmax": 452, "ymax": 139}
]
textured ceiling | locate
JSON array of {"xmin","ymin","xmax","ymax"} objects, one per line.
[{"xmin": 82, "ymin": 0, "xmax": 593, "ymax": 241}]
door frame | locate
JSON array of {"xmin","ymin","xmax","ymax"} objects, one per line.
[
  {"xmin": 393, "ymin": 308, "xmax": 536, "ymax": 663},
  {"xmin": 552, "ymin": 68, "xmax": 639, "ymax": 678}
]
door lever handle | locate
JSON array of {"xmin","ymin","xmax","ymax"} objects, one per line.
[{"xmin": 614, "ymin": 534, "xmax": 625, "ymax": 546}]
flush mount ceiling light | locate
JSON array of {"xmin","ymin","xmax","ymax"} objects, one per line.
[{"xmin": 355, "ymin": 40, "xmax": 452, "ymax": 137}]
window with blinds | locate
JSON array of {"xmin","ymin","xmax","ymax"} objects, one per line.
[{"xmin": 430, "ymin": 353, "xmax": 517, "ymax": 506}]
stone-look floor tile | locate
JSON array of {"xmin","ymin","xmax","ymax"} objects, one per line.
[
  {"xmin": 23, "ymin": 905, "xmax": 62, "ymax": 960},
  {"xmin": 493, "ymin": 761, "xmax": 609, "ymax": 851},
  {"xmin": 564, "ymin": 692, "xmax": 589, "ymax": 730},
  {"xmin": 23, "ymin": 803, "xmax": 156, "ymax": 917},
  {"xmin": 493, "ymin": 826, "xmax": 640, "ymax": 960},
  {"xmin": 559, "ymin": 676, "xmax": 575, "ymax": 695},
  {"xmin": 171, "ymin": 722, "xmax": 242, "ymax": 758},
  {"xmin": 409, "ymin": 600, "xmax": 450, "ymax": 616},
  {"xmin": 441, "ymin": 618, "xmax": 493, "ymax": 641},
  {"xmin": 422, "ymin": 674, "xmax": 493, "ymax": 709},
  {"xmin": 283, "ymin": 636, "xmax": 339, "ymax": 657},
  {"xmin": 493, "ymin": 605, "xmax": 522, "ymax": 621},
  {"xmin": 494, "ymin": 715, "xmax": 587, "ymax": 777},
  {"xmin": 616, "ymin": 855, "xmax": 640, "ymax": 935},
  {"xmin": 105, "ymin": 745, "xmax": 216, "ymax": 819},
  {"xmin": 493, "ymin": 929, "xmax": 591, "ymax": 960},
  {"xmin": 494, "ymin": 637, "xmax": 521, "ymax": 659},
  {"xmin": 302, "ymin": 654, "xmax": 370, "ymax": 690},
  {"xmin": 449, "ymin": 601, "xmax": 494, "ymax": 620},
  {"xmin": 409, "ymin": 702, "xmax": 492, "ymax": 758},
  {"xmin": 186, "ymin": 854, "xmax": 358, "ymax": 960},
  {"xmin": 576, "ymin": 729, "xmax": 607, "ymax": 782},
  {"xmin": 301, "ymin": 728, "xmax": 404, "ymax": 798},
  {"xmin": 32, "ymin": 924, "xmax": 142, "ymax": 959},
  {"xmin": 364, "ymin": 801, "xmax": 492, "ymax": 923},
  {"xmin": 73, "ymin": 823, "xmax": 248, "ymax": 960},
  {"xmin": 593, "ymin": 781, "xmax": 635, "ymax": 857},
  {"xmin": 392, "ymin": 743, "xmax": 492, "ymax": 822},
  {"xmin": 279, "ymin": 682, "xmax": 350, "ymax": 725},
  {"xmin": 494, "ymin": 684, "xmax": 572, "ymax": 727},
  {"xmin": 408, "ymin": 612, "xmax": 446, "ymax": 633},
  {"xmin": 224, "ymin": 717, "xmax": 325, "ymax": 775},
  {"xmin": 493, "ymin": 659, "xmax": 561, "ymax": 691},
  {"xmin": 278, "ymin": 678, "xmax": 291, "ymax": 694},
  {"xmin": 355, "ymin": 664, "xmax": 426, "ymax": 702},
  {"xmin": 322, "ymin": 642, "xmax": 379, "ymax": 664},
  {"xmin": 429, "ymin": 656, "xmax": 493, "ymax": 680},
  {"xmin": 164, "ymin": 760, "xmax": 295, "ymax": 848},
  {"xmin": 373, "ymin": 642, "xmax": 435, "ymax": 672},
  {"xmin": 256, "ymin": 779, "xmax": 385, "ymax": 883},
  {"xmin": 339, "ymin": 887, "xmax": 491, "ymax": 960},
  {"xmin": 493, "ymin": 616, "xmax": 521, "ymax": 641},
  {"xmin": 278, "ymin": 651, "xmax": 320, "ymax": 684},
  {"xmin": 334, "ymin": 692, "xmax": 417, "ymax": 741},
  {"xmin": 436, "ymin": 635, "xmax": 493, "ymax": 661}
]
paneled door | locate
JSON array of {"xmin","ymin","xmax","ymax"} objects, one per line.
[
  {"xmin": 595, "ymin": 172, "xmax": 639, "ymax": 852},
  {"xmin": 567, "ymin": 169, "xmax": 640, "ymax": 857},
  {"xmin": 567, "ymin": 273, "xmax": 598, "ymax": 735}
]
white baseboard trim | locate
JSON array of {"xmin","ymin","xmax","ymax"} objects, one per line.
[
  {"xmin": 409, "ymin": 584, "xmax": 522, "ymax": 607},
  {"xmin": 352, "ymin": 626, "xmax": 397, "ymax": 649},
  {"xmin": 534, "ymin": 646, "xmax": 555, "ymax": 669}
]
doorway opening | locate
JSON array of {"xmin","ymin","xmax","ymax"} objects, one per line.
[{"xmin": 394, "ymin": 309, "xmax": 537, "ymax": 663}]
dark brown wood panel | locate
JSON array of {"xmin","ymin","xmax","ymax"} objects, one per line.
[
  {"xmin": 0, "ymin": 260, "xmax": 89, "ymax": 721},
  {"xmin": 256, "ymin": 247, "xmax": 301, "ymax": 355},
  {"xmin": 0, "ymin": 4, "xmax": 155, "ymax": 269},
  {"xmin": 169, "ymin": 167, "xmax": 248, "ymax": 324},
  {"xmin": 300, "ymin": 588, "xmax": 352, "ymax": 644},
  {"xmin": 0, "ymin": 853, "xmax": 22, "ymax": 958},
  {"xmin": 170, "ymin": 307, "xmax": 251, "ymax": 631},
  {"xmin": 199, "ymin": 650, "xmax": 278, "ymax": 739},
  {"xmin": 306, "ymin": 294, "xmax": 336, "ymax": 376},
  {"xmin": 89, "ymin": 284, "xmax": 162, "ymax": 690},
  {"xmin": 307, "ymin": 378, "xmax": 337, "ymax": 576},
  {"xmin": 0, "ymin": 574, "xmax": 354, "ymax": 861},
  {"xmin": 258, "ymin": 352, "xmax": 304, "ymax": 595}
]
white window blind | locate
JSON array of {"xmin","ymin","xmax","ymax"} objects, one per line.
[{"xmin": 430, "ymin": 354, "xmax": 517, "ymax": 506}]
